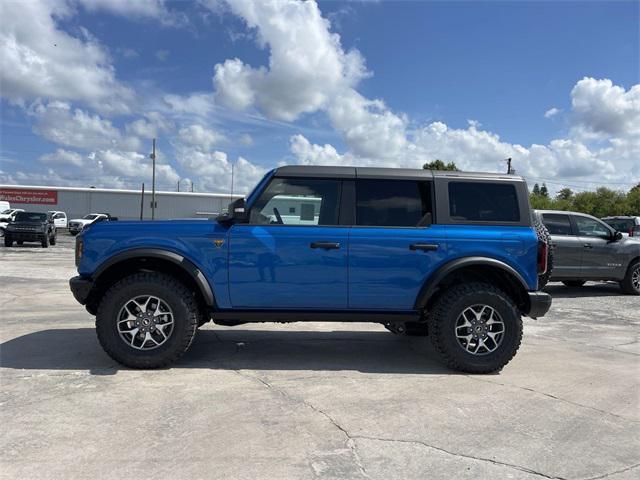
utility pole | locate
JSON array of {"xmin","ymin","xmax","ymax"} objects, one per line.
[
  {"xmin": 177, "ymin": 179, "xmax": 180, "ymax": 192},
  {"xmin": 140, "ymin": 183, "xmax": 145, "ymax": 221},
  {"xmin": 230, "ymin": 161, "xmax": 235, "ymax": 204},
  {"xmin": 505, "ymin": 157, "xmax": 513, "ymax": 174},
  {"xmin": 150, "ymin": 138, "xmax": 156, "ymax": 220},
  {"xmin": 191, "ymin": 181, "xmax": 194, "ymax": 193}
]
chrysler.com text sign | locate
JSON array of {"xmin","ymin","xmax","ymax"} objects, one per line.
[{"xmin": 0, "ymin": 188, "xmax": 58, "ymax": 205}]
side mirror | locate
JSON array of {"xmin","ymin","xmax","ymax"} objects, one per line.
[
  {"xmin": 219, "ymin": 198, "xmax": 248, "ymax": 224},
  {"xmin": 614, "ymin": 231, "xmax": 623, "ymax": 241}
]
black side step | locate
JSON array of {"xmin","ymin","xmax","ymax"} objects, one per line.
[{"xmin": 212, "ymin": 310, "xmax": 421, "ymax": 324}]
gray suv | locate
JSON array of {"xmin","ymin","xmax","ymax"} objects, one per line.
[{"xmin": 535, "ymin": 210, "xmax": 640, "ymax": 295}]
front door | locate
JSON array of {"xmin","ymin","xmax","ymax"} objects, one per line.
[
  {"xmin": 348, "ymin": 179, "xmax": 446, "ymax": 310},
  {"xmin": 228, "ymin": 177, "xmax": 348, "ymax": 309},
  {"xmin": 573, "ymin": 215, "xmax": 624, "ymax": 279},
  {"xmin": 541, "ymin": 213, "xmax": 583, "ymax": 278}
]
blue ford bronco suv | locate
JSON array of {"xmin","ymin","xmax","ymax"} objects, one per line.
[{"xmin": 70, "ymin": 166, "xmax": 551, "ymax": 373}]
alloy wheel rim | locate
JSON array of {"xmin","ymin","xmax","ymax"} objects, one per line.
[
  {"xmin": 632, "ymin": 266, "xmax": 640, "ymax": 291},
  {"xmin": 117, "ymin": 295, "xmax": 174, "ymax": 350},
  {"xmin": 455, "ymin": 304, "xmax": 505, "ymax": 355}
]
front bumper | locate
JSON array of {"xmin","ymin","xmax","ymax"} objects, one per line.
[
  {"xmin": 6, "ymin": 232, "xmax": 46, "ymax": 241},
  {"xmin": 526, "ymin": 291, "xmax": 552, "ymax": 319},
  {"xmin": 69, "ymin": 275, "xmax": 93, "ymax": 305}
]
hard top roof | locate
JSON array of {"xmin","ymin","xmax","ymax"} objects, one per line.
[{"xmin": 273, "ymin": 165, "xmax": 524, "ymax": 182}]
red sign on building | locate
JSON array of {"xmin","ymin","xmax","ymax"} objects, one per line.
[{"xmin": 0, "ymin": 188, "xmax": 58, "ymax": 205}]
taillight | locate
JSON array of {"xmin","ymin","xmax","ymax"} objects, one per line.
[
  {"xmin": 629, "ymin": 228, "xmax": 634, "ymax": 237},
  {"xmin": 537, "ymin": 241, "xmax": 548, "ymax": 275}
]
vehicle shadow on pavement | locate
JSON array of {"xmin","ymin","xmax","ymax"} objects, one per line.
[
  {"xmin": 0, "ymin": 328, "xmax": 454, "ymax": 375},
  {"xmin": 544, "ymin": 282, "xmax": 626, "ymax": 298}
]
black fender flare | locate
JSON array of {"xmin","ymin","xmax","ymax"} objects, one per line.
[
  {"xmin": 414, "ymin": 256, "xmax": 529, "ymax": 310},
  {"xmin": 93, "ymin": 248, "xmax": 215, "ymax": 307}
]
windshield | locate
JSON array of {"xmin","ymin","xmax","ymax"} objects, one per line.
[
  {"xmin": 14, "ymin": 212, "xmax": 47, "ymax": 222},
  {"xmin": 1, "ymin": 209, "xmax": 12, "ymax": 214},
  {"xmin": 83, "ymin": 214, "xmax": 98, "ymax": 220}
]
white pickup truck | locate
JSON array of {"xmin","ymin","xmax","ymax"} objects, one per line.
[{"xmin": 68, "ymin": 213, "xmax": 113, "ymax": 235}]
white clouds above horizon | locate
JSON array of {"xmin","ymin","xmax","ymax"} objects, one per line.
[
  {"xmin": 1, "ymin": 0, "xmax": 638, "ymax": 194},
  {"xmin": 0, "ymin": 0, "xmax": 134, "ymax": 114}
]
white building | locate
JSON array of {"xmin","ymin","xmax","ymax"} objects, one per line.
[{"xmin": 0, "ymin": 185, "xmax": 241, "ymax": 221}]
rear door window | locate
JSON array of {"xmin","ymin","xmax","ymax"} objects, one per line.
[
  {"xmin": 355, "ymin": 180, "xmax": 432, "ymax": 227},
  {"xmin": 542, "ymin": 214, "xmax": 573, "ymax": 235},
  {"xmin": 448, "ymin": 182, "xmax": 520, "ymax": 222}
]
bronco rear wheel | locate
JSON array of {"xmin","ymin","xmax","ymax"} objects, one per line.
[
  {"xmin": 96, "ymin": 273, "xmax": 199, "ymax": 368},
  {"xmin": 620, "ymin": 260, "xmax": 640, "ymax": 295},
  {"xmin": 428, "ymin": 282, "xmax": 522, "ymax": 373}
]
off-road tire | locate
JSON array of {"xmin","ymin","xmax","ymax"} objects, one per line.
[
  {"xmin": 50, "ymin": 234, "xmax": 56, "ymax": 245},
  {"xmin": 96, "ymin": 273, "xmax": 199, "ymax": 368},
  {"xmin": 4, "ymin": 236, "xmax": 12, "ymax": 247},
  {"xmin": 620, "ymin": 260, "xmax": 640, "ymax": 295},
  {"xmin": 41, "ymin": 235, "xmax": 49, "ymax": 248},
  {"xmin": 534, "ymin": 217, "xmax": 554, "ymax": 289},
  {"xmin": 428, "ymin": 282, "xmax": 523, "ymax": 374},
  {"xmin": 563, "ymin": 280, "xmax": 586, "ymax": 287}
]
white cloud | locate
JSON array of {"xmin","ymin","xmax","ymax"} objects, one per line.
[
  {"xmin": 31, "ymin": 101, "xmax": 141, "ymax": 151},
  {"xmin": 212, "ymin": 0, "xmax": 367, "ymax": 121},
  {"xmin": 289, "ymin": 134, "xmax": 346, "ymax": 165},
  {"xmin": 544, "ymin": 107, "xmax": 561, "ymax": 118},
  {"xmin": 571, "ymin": 77, "xmax": 640, "ymax": 139},
  {"xmin": 178, "ymin": 124, "xmax": 226, "ymax": 151},
  {"xmin": 163, "ymin": 92, "xmax": 215, "ymax": 118},
  {"xmin": 0, "ymin": 0, "xmax": 134, "ymax": 114},
  {"xmin": 125, "ymin": 112, "xmax": 173, "ymax": 139},
  {"xmin": 39, "ymin": 149, "xmax": 85, "ymax": 167},
  {"xmin": 76, "ymin": 0, "xmax": 186, "ymax": 27}
]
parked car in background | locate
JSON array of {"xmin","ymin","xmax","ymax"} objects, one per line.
[
  {"xmin": 68, "ymin": 213, "xmax": 114, "ymax": 235},
  {"xmin": 535, "ymin": 210, "xmax": 640, "ymax": 295},
  {"xmin": 602, "ymin": 216, "xmax": 640, "ymax": 238},
  {"xmin": 0, "ymin": 208, "xmax": 24, "ymax": 223},
  {"xmin": 48, "ymin": 210, "xmax": 68, "ymax": 229},
  {"xmin": 4, "ymin": 211, "xmax": 57, "ymax": 248}
]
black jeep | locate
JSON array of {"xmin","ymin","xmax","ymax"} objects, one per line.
[{"xmin": 4, "ymin": 211, "xmax": 57, "ymax": 248}]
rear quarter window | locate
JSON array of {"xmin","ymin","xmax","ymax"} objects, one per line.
[{"xmin": 448, "ymin": 182, "xmax": 520, "ymax": 222}]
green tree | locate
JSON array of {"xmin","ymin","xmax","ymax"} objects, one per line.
[
  {"xmin": 556, "ymin": 188, "xmax": 573, "ymax": 201},
  {"xmin": 539, "ymin": 183, "xmax": 549, "ymax": 198},
  {"xmin": 532, "ymin": 183, "xmax": 540, "ymax": 196},
  {"xmin": 423, "ymin": 159, "xmax": 459, "ymax": 171}
]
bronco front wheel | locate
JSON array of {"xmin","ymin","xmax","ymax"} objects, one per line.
[
  {"xmin": 96, "ymin": 273, "xmax": 199, "ymax": 368},
  {"xmin": 428, "ymin": 282, "xmax": 523, "ymax": 373}
]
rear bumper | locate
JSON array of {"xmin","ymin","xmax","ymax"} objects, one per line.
[
  {"xmin": 69, "ymin": 275, "xmax": 93, "ymax": 305},
  {"xmin": 525, "ymin": 291, "xmax": 552, "ymax": 319}
]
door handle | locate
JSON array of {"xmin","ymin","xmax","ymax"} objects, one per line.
[
  {"xmin": 310, "ymin": 242, "xmax": 340, "ymax": 250},
  {"xmin": 409, "ymin": 243, "xmax": 439, "ymax": 252},
  {"xmin": 583, "ymin": 244, "xmax": 593, "ymax": 249}
]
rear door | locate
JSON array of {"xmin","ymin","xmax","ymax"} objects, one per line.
[
  {"xmin": 228, "ymin": 177, "xmax": 348, "ymax": 309},
  {"xmin": 541, "ymin": 213, "xmax": 583, "ymax": 278},
  {"xmin": 348, "ymin": 179, "xmax": 446, "ymax": 310}
]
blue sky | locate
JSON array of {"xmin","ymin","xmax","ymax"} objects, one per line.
[{"xmin": 1, "ymin": 0, "xmax": 638, "ymax": 193}]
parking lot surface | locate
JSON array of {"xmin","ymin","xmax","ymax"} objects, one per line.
[{"xmin": 1, "ymin": 234, "xmax": 639, "ymax": 480}]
